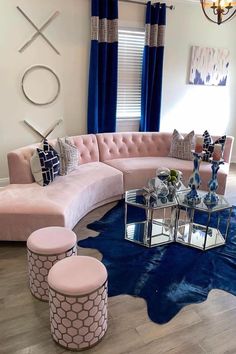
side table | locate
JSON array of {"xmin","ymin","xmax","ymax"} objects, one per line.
[
  {"xmin": 175, "ymin": 190, "xmax": 232, "ymax": 251},
  {"xmin": 125, "ymin": 189, "xmax": 178, "ymax": 247}
]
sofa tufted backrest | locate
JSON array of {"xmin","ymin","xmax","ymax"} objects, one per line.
[
  {"xmin": 96, "ymin": 132, "xmax": 172, "ymax": 161},
  {"xmin": 7, "ymin": 134, "xmax": 99, "ymax": 184},
  {"xmin": 68, "ymin": 134, "xmax": 99, "ymax": 164},
  {"xmin": 97, "ymin": 132, "xmax": 234, "ymax": 164},
  {"xmin": 7, "ymin": 132, "xmax": 234, "ymax": 184}
]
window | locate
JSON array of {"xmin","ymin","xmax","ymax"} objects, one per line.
[{"xmin": 117, "ymin": 28, "xmax": 145, "ymax": 130}]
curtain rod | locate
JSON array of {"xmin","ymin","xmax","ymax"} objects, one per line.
[{"xmin": 119, "ymin": 0, "xmax": 175, "ymax": 10}]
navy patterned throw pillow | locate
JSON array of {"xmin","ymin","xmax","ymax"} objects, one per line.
[
  {"xmin": 202, "ymin": 130, "xmax": 226, "ymax": 162},
  {"xmin": 30, "ymin": 140, "xmax": 60, "ymax": 186}
]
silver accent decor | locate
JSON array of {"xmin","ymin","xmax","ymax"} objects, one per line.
[
  {"xmin": 125, "ymin": 189, "xmax": 178, "ymax": 248},
  {"xmin": 125, "ymin": 186, "xmax": 232, "ymax": 251},
  {"xmin": 21, "ymin": 65, "xmax": 61, "ymax": 106},
  {"xmin": 176, "ymin": 190, "xmax": 232, "ymax": 251},
  {"xmin": 119, "ymin": 0, "xmax": 174, "ymax": 11},
  {"xmin": 24, "ymin": 118, "xmax": 63, "ymax": 141},
  {"xmin": 17, "ymin": 6, "xmax": 60, "ymax": 55}
]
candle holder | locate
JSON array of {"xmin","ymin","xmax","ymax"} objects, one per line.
[
  {"xmin": 203, "ymin": 159, "xmax": 224, "ymax": 207},
  {"xmin": 184, "ymin": 151, "xmax": 203, "ymax": 205}
]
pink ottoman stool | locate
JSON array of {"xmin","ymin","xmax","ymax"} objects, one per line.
[
  {"xmin": 48, "ymin": 256, "xmax": 108, "ymax": 351},
  {"xmin": 27, "ymin": 227, "xmax": 77, "ymax": 301}
]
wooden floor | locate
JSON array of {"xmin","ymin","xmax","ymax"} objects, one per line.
[{"xmin": 1, "ymin": 164, "xmax": 236, "ymax": 354}]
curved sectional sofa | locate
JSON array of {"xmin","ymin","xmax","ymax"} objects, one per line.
[{"xmin": 0, "ymin": 132, "xmax": 234, "ymax": 241}]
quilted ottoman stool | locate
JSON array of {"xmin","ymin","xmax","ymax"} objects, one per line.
[
  {"xmin": 48, "ymin": 256, "xmax": 108, "ymax": 351},
  {"xmin": 27, "ymin": 226, "xmax": 77, "ymax": 301}
]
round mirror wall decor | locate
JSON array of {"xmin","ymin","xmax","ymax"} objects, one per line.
[{"xmin": 21, "ymin": 65, "xmax": 61, "ymax": 105}]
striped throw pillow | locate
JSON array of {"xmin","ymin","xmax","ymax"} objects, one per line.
[
  {"xmin": 30, "ymin": 140, "xmax": 60, "ymax": 186},
  {"xmin": 169, "ymin": 129, "xmax": 195, "ymax": 161}
]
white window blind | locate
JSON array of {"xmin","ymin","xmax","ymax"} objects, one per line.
[{"xmin": 117, "ymin": 29, "xmax": 145, "ymax": 120}]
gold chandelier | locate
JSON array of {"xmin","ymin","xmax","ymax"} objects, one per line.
[{"xmin": 200, "ymin": 0, "xmax": 236, "ymax": 24}]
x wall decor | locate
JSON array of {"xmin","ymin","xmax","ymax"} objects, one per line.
[
  {"xmin": 17, "ymin": 6, "xmax": 60, "ymax": 55},
  {"xmin": 24, "ymin": 119, "xmax": 63, "ymax": 141}
]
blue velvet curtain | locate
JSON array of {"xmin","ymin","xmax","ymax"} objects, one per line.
[
  {"xmin": 87, "ymin": 0, "xmax": 118, "ymax": 134},
  {"xmin": 140, "ymin": 2, "xmax": 166, "ymax": 132}
]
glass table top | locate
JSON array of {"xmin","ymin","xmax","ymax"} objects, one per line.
[
  {"xmin": 125, "ymin": 181, "xmax": 189, "ymax": 210},
  {"xmin": 176, "ymin": 190, "xmax": 232, "ymax": 212},
  {"xmin": 125, "ymin": 187, "xmax": 231, "ymax": 213},
  {"xmin": 125, "ymin": 188, "xmax": 178, "ymax": 209}
]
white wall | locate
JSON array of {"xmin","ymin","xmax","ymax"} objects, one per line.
[
  {"xmin": 162, "ymin": 0, "xmax": 236, "ymax": 160},
  {"xmin": 119, "ymin": 0, "xmax": 236, "ymax": 159},
  {"xmin": 0, "ymin": 0, "xmax": 236, "ymax": 181},
  {"xmin": 0, "ymin": 0, "xmax": 90, "ymax": 180}
]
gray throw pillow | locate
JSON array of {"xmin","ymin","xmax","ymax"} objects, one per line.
[
  {"xmin": 57, "ymin": 137, "xmax": 79, "ymax": 175},
  {"xmin": 169, "ymin": 129, "xmax": 195, "ymax": 161}
]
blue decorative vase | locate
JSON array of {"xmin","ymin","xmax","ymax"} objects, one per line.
[
  {"xmin": 204, "ymin": 159, "xmax": 224, "ymax": 207},
  {"xmin": 185, "ymin": 152, "xmax": 202, "ymax": 205}
]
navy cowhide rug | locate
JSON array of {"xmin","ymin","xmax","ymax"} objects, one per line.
[{"xmin": 78, "ymin": 200, "xmax": 236, "ymax": 324}]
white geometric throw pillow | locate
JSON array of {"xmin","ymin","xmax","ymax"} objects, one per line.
[{"xmin": 30, "ymin": 140, "xmax": 60, "ymax": 186}]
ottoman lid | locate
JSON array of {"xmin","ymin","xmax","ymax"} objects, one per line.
[
  {"xmin": 27, "ymin": 227, "xmax": 77, "ymax": 255},
  {"xmin": 48, "ymin": 256, "xmax": 107, "ymax": 296}
]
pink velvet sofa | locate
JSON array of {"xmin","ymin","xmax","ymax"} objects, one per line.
[{"xmin": 0, "ymin": 132, "xmax": 234, "ymax": 241}]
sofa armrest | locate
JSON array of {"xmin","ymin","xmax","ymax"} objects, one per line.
[
  {"xmin": 8, "ymin": 145, "xmax": 37, "ymax": 184},
  {"xmin": 223, "ymin": 136, "xmax": 234, "ymax": 163}
]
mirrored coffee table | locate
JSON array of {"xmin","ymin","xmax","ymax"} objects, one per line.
[
  {"xmin": 125, "ymin": 189, "xmax": 178, "ymax": 247},
  {"xmin": 175, "ymin": 190, "xmax": 232, "ymax": 251}
]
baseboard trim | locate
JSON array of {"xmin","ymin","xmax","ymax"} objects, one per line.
[{"xmin": 0, "ymin": 178, "xmax": 9, "ymax": 187}]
